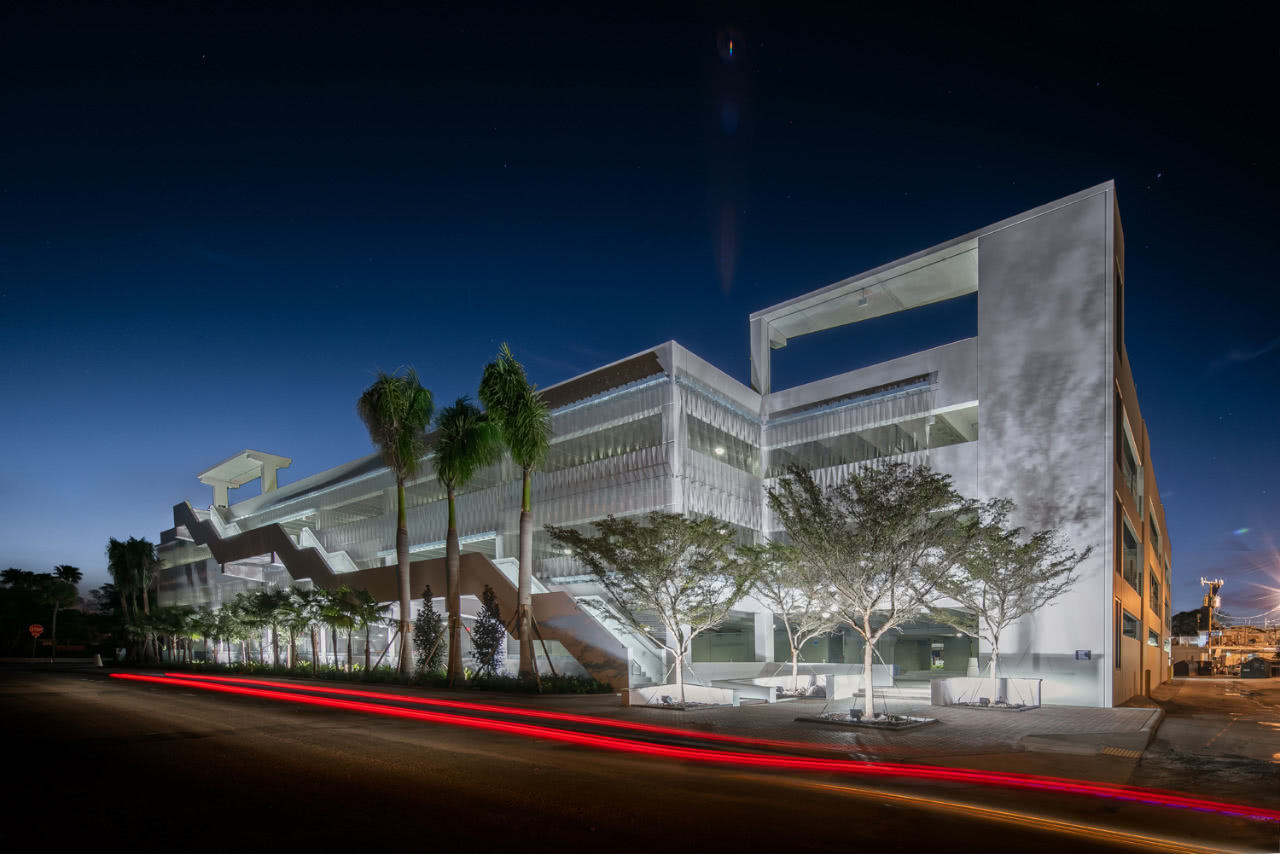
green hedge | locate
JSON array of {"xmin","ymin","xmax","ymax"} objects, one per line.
[{"xmin": 148, "ymin": 660, "xmax": 613, "ymax": 694}]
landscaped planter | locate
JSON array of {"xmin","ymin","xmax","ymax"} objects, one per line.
[
  {"xmin": 624, "ymin": 682, "xmax": 738, "ymax": 708},
  {"xmin": 930, "ymin": 676, "xmax": 1041, "ymax": 709},
  {"xmin": 795, "ymin": 712, "xmax": 938, "ymax": 731}
]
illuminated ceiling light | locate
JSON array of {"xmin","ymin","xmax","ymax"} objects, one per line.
[
  {"xmin": 713, "ymin": 446, "xmax": 726, "ymax": 456},
  {"xmin": 562, "ymin": 548, "xmax": 572, "ymax": 556}
]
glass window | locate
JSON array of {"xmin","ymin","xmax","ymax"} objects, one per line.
[
  {"xmin": 1122, "ymin": 610, "xmax": 1140, "ymax": 640},
  {"xmin": 767, "ymin": 417, "xmax": 927, "ymax": 477},
  {"xmin": 1149, "ymin": 571, "xmax": 1161, "ymax": 617},
  {"xmin": 1147, "ymin": 629, "xmax": 1160, "ymax": 647},
  {"xmin": 1148, "ymin": 515, "xmax": 1161, "ymax": 559},
  {"xmin": 544, "ymin": 413, "xmax": 664, "ymax": 473},
  {"xmin": 686, "ymin": 416, "xmax": 760, "ymax": 476},
  {"xmin": 1114, "ymin": 600, "xmax": 1122, "ymax": 669},
  {"xmin": 1120, "ymin": 516, "xmax": 1141, "ymax": 596}
]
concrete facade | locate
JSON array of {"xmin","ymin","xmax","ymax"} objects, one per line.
[{"xmin": 156, "ymin": 181, "xmax": 1169, "ymax": 706}]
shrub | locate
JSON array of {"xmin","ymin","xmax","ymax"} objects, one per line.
[
  {"xmin": 412, "ymin": 584, "xmax": 446, "ymax": 673},
  {"xmin": 470, "ymin": 585, "xmax": 505, "ymax": 676}
]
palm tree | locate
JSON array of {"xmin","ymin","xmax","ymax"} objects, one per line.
[
  {"xmin": 322, "ymin": 586, "xmax": 356, "ymax": 671},
  {"xmin": 105, "ymin": 539, "xmax": 136, "ymax": 650},
  {"xmin": 252, "ymin": 588, "xmax": 291, "ymax": 668},
  {"xmin": 433, "ymin": 397, "xmax": 503, "ymax": 685},
  {"xmin": 479, "ymin": 343, "xmax": 552, "ymax": 678},
  {"xmin": 46, "ymin": 565, "xmax": 82, "ymax": 660},
  {"xmin": 351, "ymin": 589, "xmax": 391, "ymax": 673},
  {"xmin": 296, "ymin": 587, "xmax": 327, "ymax": 673},
  {"xmin": 282, "ymin": 587, "xmax": 312, "ymax": 668},
  {"xmin": 358, "ymin": 367, "xmax": 434, "ymax": 674},
  {"xmin": 228, "ymin": 593, "xmax": 262, "ymax": 663}
]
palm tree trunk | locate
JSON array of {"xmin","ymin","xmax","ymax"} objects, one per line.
[
  {"xmin": 396, "ymin": 479, "xmax": 412, "ymax": 674},
  {"xmin": 446, "ymin": 487, "xmax": 463, "ymax": 686},
  {"xmin": 346, "ymin": 630, "xmax": 353, "ymax": 673},
  {"xmin": 310, "ymin": 627, "xmax": 319, "ymax": 673},
  {"xmin": 365, "ymin": 626, "xmax": 371, "ymax": 672},
  {"xmin": 517, "ymin": 469, "xmax": 534, "ymax": 679},
  {"xmin": 272, "ymin": 623, "xmax": 280, "ymax": 668},
  {"xmin": 331, "ymin": 627, "xmax": 338, "ymax": 669},
  {"xmin": 288, "ymin": 629, "xmax": 296, "ymax": 669}
]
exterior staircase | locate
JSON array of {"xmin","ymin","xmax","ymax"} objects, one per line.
[{"xmin": 172, "ymin": 501, "xmax": 634, "ymax": 691}]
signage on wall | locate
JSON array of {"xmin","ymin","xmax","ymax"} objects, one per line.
[{"xmin": 1074, "ymin": 649, "xmax": 1091, "ymax": 660}]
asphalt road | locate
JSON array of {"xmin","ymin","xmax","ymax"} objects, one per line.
[{"xmin": 1, "ymin": 668, "xmax": 1273, "ymax": 852}]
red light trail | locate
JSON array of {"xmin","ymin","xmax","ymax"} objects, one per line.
[
  {"xmin": 115, "ymin": 672, "xmax": 1278, "ymax": 824},
  {"xmin": 163, "ymin": 671, "xmax": 857, "ymax": 754}
]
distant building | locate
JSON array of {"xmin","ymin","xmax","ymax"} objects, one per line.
[{"xmin": 157, "ymin": 181, "xmax": 1170, "ymax": 706}]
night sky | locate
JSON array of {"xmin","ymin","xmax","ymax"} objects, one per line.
[{"xmin": 2, "ymin": 4, "xmax": 1276, "ymax": 617}]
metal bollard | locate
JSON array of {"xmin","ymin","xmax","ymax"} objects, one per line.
[{"xmin": 93, "ymin": 654, "xmax": 103, "ymax": 667}]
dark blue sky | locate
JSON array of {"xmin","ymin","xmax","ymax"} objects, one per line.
[{"xmin": 2, "ymin": 4, "xmax": 1276, "ymax": 616}]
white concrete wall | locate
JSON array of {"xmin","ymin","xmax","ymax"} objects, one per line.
[{"xmin": 974, "ymin": 188, "xmax": 1112, "ymax": 707}]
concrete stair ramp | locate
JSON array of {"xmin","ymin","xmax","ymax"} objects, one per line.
[{"xmin": 173, "ymin": 502, "xmax": 632, "ymax": 691}]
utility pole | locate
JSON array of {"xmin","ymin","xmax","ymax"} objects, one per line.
[{"xmin": 1200, "ymin": 577, "xmax": 1224, "ymax": 672}]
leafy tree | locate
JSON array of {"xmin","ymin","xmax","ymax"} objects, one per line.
[
  {"xmin": 767, "ymin": 463, "xmax": 978, "ymax": 719},
  {"xmin": 358, "ymin": 367, "xmax": 434, "ymax": 674},
  {"xmin": 546, "ymin": 513, "xmax": 755, "ymax": 706},
  {"xmin": 433, "ymin": 397, "xmax": 502, "ymax": 685},
  {"xmin": 746, "ymin": 545, "xmax": 840, "ymax": 692},
  {"xmin": 931, "ymin": 499, "xmax": 1090, "ymax": 682},
  {"xmin": 479, "ymin": 344, "xmax": 551, "ymax": 679},
  {"xmin": 1170, "ymin": 607, "xmax": 1229, "ymax": 637},
  {"xmin": 47, "ymin": 565, "xmax": 82, "ymax": 659},
  {"xmin": 470, "ymin": 585, "xmax": 506, "ymax": 677},
  {"xmin": 413, "ymin": 584, "xmax": 447, "ymax": 673}
]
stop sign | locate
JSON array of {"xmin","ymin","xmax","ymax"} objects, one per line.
[{"xmin": 29, "ymin": 624, "xmax": 43, "ymax": 637}]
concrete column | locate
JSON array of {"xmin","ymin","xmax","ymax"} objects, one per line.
[
  {"xmin": 754, "ymin": 611, "xmax": 774, "ymax": 662},
  {"xmin": 261, "ymin": 464, "xmax": 279, "ymax": 493},
  {"xmin": 211, "ymin": 481, "xmax": 230, "ymax": 508}
]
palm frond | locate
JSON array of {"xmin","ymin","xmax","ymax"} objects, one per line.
[{"xmin": 357, "ymin": 367, "xmax": 434, "ymax": 480}]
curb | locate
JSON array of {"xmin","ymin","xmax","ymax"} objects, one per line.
[{"xmin": 1138, "ymin": 707, "xmax": 1166, "ymax": 746}]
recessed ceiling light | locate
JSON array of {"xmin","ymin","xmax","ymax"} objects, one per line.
[{"xmin": 713, "ymin": 446, "xmax": 726, "ymax": 456}]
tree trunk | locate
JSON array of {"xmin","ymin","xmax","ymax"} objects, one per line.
[
  {"xmin": 346, "ymin": 630, "xmax": 353, "ymax": 673},
  {"xmin": 988, "ymin": 642, "xmax": 1001, "ymax": 702},
  {"xmin": 791, "ymin": 649, "xmax": 800, "ymax": 693},
  {"xmin": 863, "ymin": 631, "xmax": 877, "ymax": 719},
  {"xmin": 310, "ymin": 628, "xmax": 319, "ymax": 674},
  {"xmin": 331, "ymin": 627, "xmax": 338, "ymax": 670},
  {"xmin": 50, "ymin": 603, "xmax": 59, "ymax": 661},
  {"xmin": 365, "ymin": 627, "xmax": 371, "ymax": 672},
  {"xmin": 272, "ymin": 623, "xmax": 280, "ymax": 668},
  {"xmin": 240, "ymin": 640, "xmax": 247, "ymax": 665},
  {"xmin": 396, "ymin": 479, "xmax": 413, "ymax": 674},
  {"xmin": 288, "ymin": 629, "xmax": 296, "ymax": 669},
  {"xmin": 517, "ymin": 469, "xmax": 534, "ymax": 679},
  {"xmin": 674, "ymin": 646, "xmax": 685, "ymax": 707},
  {"xmin": 446, "ymin": 487, "xmax": 463, "ymax": 686}
]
